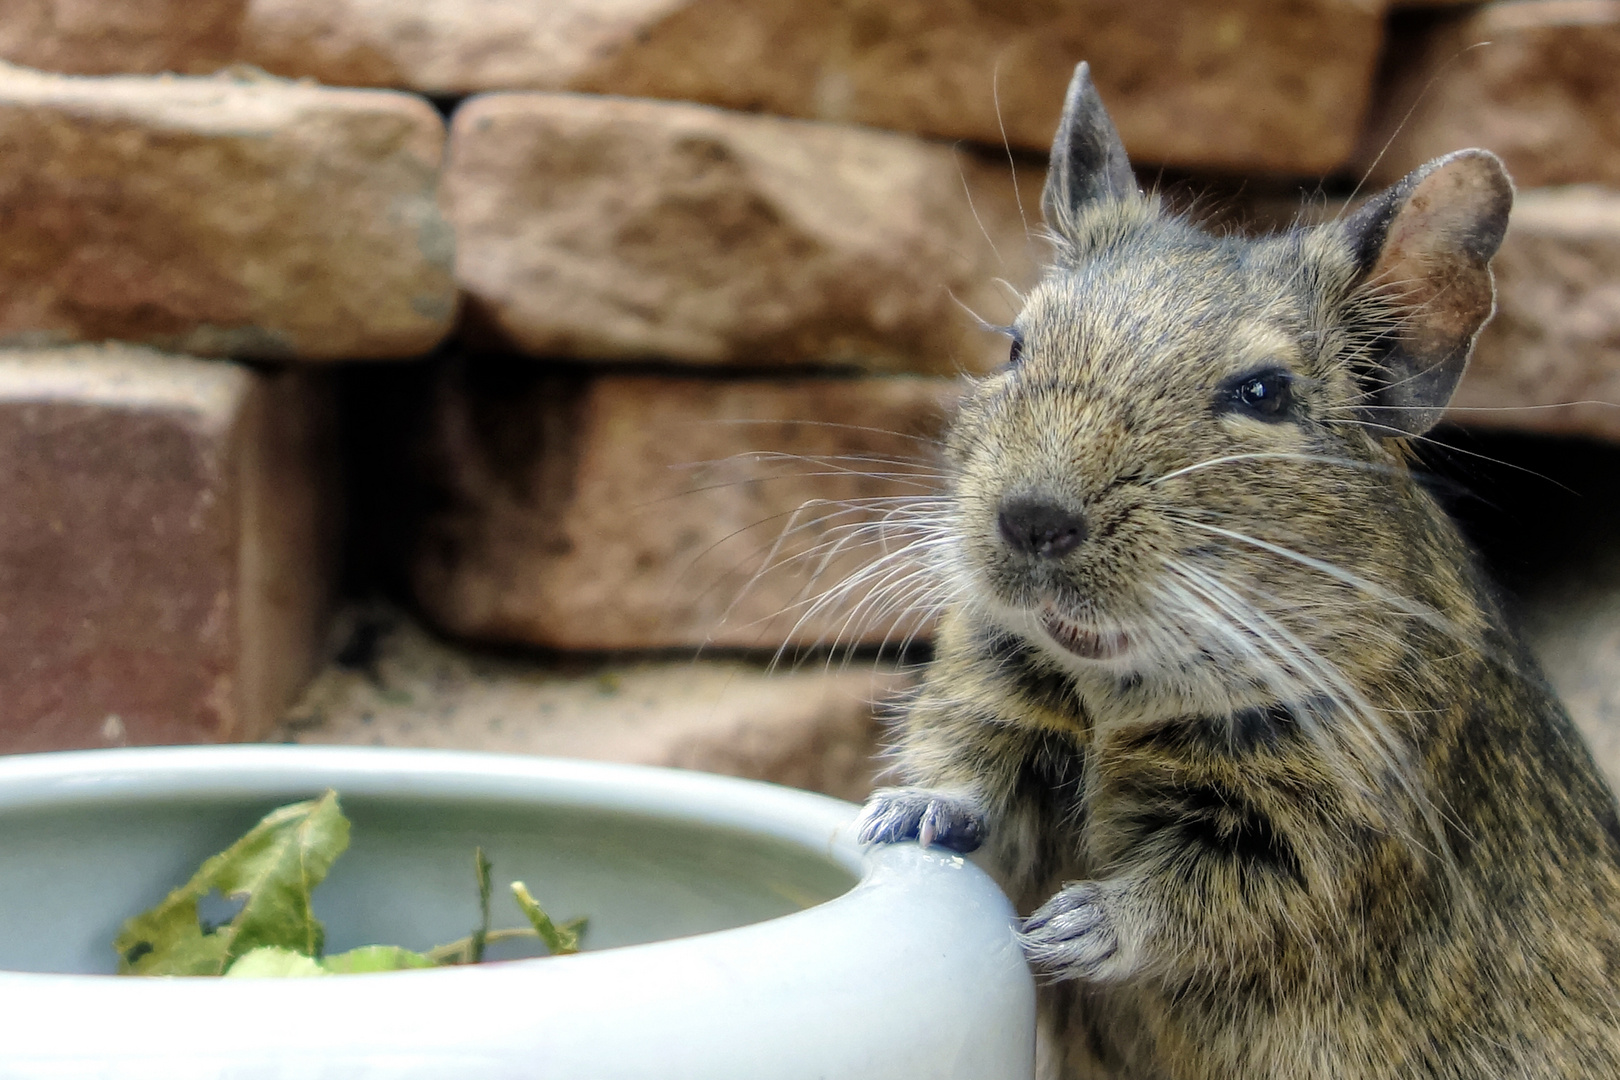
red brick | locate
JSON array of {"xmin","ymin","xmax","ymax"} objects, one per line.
[
  {"xmin": 282, "ymin": 612, "xmax": 911, "ymax": 803},
  {"xmin": 405, "ymin": 362, "xmax": 960, "ymax": 652},
  {"xmin": 1357, "ymin": 2, "xmax": 1620, "ymax": 188},
  {"xmin": 0, "ymin": 344, "xmax": 338, "ymax": 752},
  {"xmin": 1447, "ymin": 188, "xmax": 1620, "ymax": 442},
  {"xmin": 0, "ymin": 1, "xmax": 1386, "ymax": 173},
  {"xmin": 445, "ymin": 93, "xmax": 1035, "ymax": 374},
  {"xmin": 0, "ymin": 63, "xmax": 456, "ymax": 361}
]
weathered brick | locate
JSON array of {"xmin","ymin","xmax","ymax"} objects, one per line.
[
  {"xmin": 399, "ymin": 359, "xmax": 959, "ymax": 652},
  {"xmin": 445, "ymin": 93, "xmax": 1036, "ymax": 374},
  {"xmin": 0, "ymin": 0, "xmax": 237, "ymax": 75},
  {"xmin": 1447, "ymin": 187, "xmax": 1620, "ymax": 442},
  {"xmin": 0, "ymin": 344, "xmax": 338, "ymax": 752},
  {"xmin": 0, "ymin": 0, "xmax": 1387, "ymax": 174},
  {"xmin": 281, "ymin": 610, "xmax": 910, "ymax": 803},
  {"xmin": 1357, "ymin": 2, "xmax": 1620, "ymax": 188},
  {"xmin": 0, "ymin": 63, "xmax": 456, "ymax": 360}
]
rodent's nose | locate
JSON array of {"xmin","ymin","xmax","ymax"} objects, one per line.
[{"xmin": 997, "ymin": 497, "xmax": 1088, "ymax": 559}]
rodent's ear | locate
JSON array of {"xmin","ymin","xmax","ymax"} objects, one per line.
[
  {"xmin": 1041, "ymin": 62, "xmax": 1137, "ymax": 234},
  {"xmin": 1341, "ymin": 149, "xmax": 1513, "ymax": 437}
]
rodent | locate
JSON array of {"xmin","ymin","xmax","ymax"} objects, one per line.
[{"xmin": 855, "ymin": 62, "xmax": 1620, "ymax": 1080}]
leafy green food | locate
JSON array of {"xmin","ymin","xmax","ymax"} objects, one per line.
[
  {"xmin": 114, "ymin": 793, "xmax": 585, "ymax": 977},
  {"xmin": 322, "ymin": 944, "xmax": 436, "ymax": 973},
  {"xmin": 225, "ymin": 946, "xmax": 328, "ymax": 978},
  {"xmin": 511, "ymin": 881, "xmax": 580, "ymax": 955},
  {"xmin": 116, "ymin": 791, "xmax": 349, "ymax": 976},
  {"xmin": 470, "ymin": 847, "xmax": 493, "ymax": 964}
]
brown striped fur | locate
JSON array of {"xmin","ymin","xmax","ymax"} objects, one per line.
[{"xmin": 857, "ymin": 63, "xmax": 1620, "ymax": 1079}]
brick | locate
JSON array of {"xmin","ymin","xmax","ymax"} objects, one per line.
[
  {"xmin": 556, "ymin": 0, "xmax": 1388, "ymax": 174},
  {"xmin": 0, "ymin": 344, "xmax": 338, "ymax": 752},
  {"xmin": 1357, "ymin": 2, "xmax": 1620, "ymax": 188},
  {"xmin": 396, "ymin": 359, "xmax": 960, "ymax": 652},
  {"xmin": 445, "ymin": 93, "xmax": 1036, "ymax": 374},
  {"xmin": 1446, "ymin": 188, "xmax": 1620, "ymax": 442},
  {"xmin": 0, "ymin": 63, "xmax": 456, "ymax": 361},
  {"xmin": 0, "ymin": 0, "xmax": 1387, "ymax": 174},
  {"xmin": 0, "ymin": 1, "xmax": 237, "ymax": 75},
  {"xmin": 281, "ymin": 609, "xmax": 910, "ymax": 803}
]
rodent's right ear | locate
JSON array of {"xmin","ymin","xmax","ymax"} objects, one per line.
[
  {"xmin": 1340, "ymin": 150, "xmax": 1513, "ymax": 437},
  {"xmin": 1041, "ymin": 62, "xmax": 1137, "ymax": 235}
]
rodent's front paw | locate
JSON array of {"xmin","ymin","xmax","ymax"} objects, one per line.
[
  {"xmin": 855, "ymin": 787, "xmax": 986, "ymax": 853},
  {"xmin": 1019, "ymin": 882, "xmax": 1127, "ymax": 982}
]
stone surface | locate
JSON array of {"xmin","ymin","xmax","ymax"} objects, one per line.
[
  {"xmin": 1357, "ymin": 2, "xmax": 1620, "ymax": 188},
  {"xmin": 0, "ymin": 0, "xmax": 1387, "ymax": 174},
  {"xmin": 0, "ymin": 1, "xmax": 237, "ymax": 75},
  {"xmin": 278, "ymin": 606, "xmax": 910, "ymax": 803},
  {"xmin": 1446, "ymin": 187, "xmax": 1620, "ymax": 442},
  {"xmin": 397, "ymin": 360, "xmax": 959, "ymax": 652},
  {"xmin": 0, "ymin": 344, "xmax": 338, "ymax": 752},
  {"xmin": 445, "ymin": 93, "xmax": 1037, "ymax": 374},
  {"xmin": 0, "ymin": 63, "xmax": 455, "ymax": 361},
  {"xmin": 557, "ymin": 0, "xmax": 1387, "ymax": 173}
]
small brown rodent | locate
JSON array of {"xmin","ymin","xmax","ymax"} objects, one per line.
[{"xmin": 856, "ymin": 63, "xmax": 1620, "ymax": 1079}]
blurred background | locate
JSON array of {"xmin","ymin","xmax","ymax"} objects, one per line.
[{"xmin": 1, "ymin": 0, "xmax": 1617, "ymax": 801}]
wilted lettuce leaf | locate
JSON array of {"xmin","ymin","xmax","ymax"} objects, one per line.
[
  {"xmin": 322, "ymin": 944, "xmax": 437, "ymax": 973},
  {"xmin": 511, "ymin": 881, "xmax": 580, "ymax": 955},
  {"xmin": 225, "ymin": 946, "xmax": 328, "ymax": 978},
  {"xmin": 116, "ymin": 792, "xmax": 587, "ymax": 977},
  {"xmin": 470, "ymin": 847, "xmax": 493, "ymax": 963},
  {"xmin": 114, "ymin": 791, "xmax": 350, "ymax": 975}
]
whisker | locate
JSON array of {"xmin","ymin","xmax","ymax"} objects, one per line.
[
  {"xmin": 1161, "ymin": 559, "xmax": 1470, "ymax": 899},
  {"xmin": 697, "ymin": 417, "xmax": 949, "ymax": 448},
  {"xmin": 1148, "ymin": 452, "xmax": 1408, "ymax": 486},
  {"xmin": 954, "ymin": 144, "xmax": 1005, "ymax": 272},
  {"xmin": 1316, "ymin": 418, "xmax": 1571, "ymax": 489}
]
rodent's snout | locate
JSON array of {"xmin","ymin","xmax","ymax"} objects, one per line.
[{"xmin": 996, "ymin": 496, "xmax": 1088, "ymax": 559}]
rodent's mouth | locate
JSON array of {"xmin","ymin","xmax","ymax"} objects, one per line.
[{"xmin": 1040, "ymin": 608, "xmax": 1130, "ymax": 661}]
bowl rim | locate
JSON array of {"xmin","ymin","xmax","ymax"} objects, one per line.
[{"xmin": 0, "ymin": 743, "xmax": 876, "ymax": 981}]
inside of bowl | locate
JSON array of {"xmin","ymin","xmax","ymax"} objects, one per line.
[{"xmin": 0, "ymin": 792, "xmax": 859, "ymax": 975}]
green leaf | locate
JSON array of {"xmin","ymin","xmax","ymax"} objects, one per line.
[
  {"xmin": 470, "ymin": 847, "xmax": 493, "ymax": 964},
  {"xmin": 510, "ymin": 881, "xmax": 579, "ymax": 955},
  {"xmin": 322, "ymin": 944, "xmax": 436, "ymax": 973},
  {"xmin": 114, "ymin": 791, "xmax": 351, "ymax": 976},
  {"xmin": 225, "ymin": 946, "xmax": 328, "ymax": 978}
]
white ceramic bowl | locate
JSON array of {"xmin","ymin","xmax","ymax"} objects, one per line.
[{"xmin": 0, "ymin": 745, "xmax": 1034, "ymax": 1079}]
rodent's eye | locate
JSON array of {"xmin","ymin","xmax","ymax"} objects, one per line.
[
  {"xmin": 1220, "ymin": 368, "xmax": 1294, "ymax": 422},
  {"xmin": 1007, "ymin": 333, "xmax": 1024, "ymax": 367}
]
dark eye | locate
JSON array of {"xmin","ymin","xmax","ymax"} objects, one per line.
[
  {"xmin": 1220, "ymin": 368, "xmax": 1294, "ymax": 421},
  {"xmin": 1007, "ymin": 333, "xmax": 1023, "ymax": 366}
]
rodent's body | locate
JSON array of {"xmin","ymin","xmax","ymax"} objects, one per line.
[{"xmin": 857, "ymin": 65, "xmax": 1620, "ymax": 1079}]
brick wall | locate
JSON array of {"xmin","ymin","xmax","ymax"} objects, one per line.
[{"xmin": 3, "ymin": 1, "xmax": 1618, "ymax": 793}]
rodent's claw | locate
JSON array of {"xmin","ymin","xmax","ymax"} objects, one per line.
[
  {"xmin": 1019, "ymin": 882, "xmax": 1121, "ymax": 982},
  {"xmin": 854, "ymin": 787, "xmax": 986, "ymax": 853}
]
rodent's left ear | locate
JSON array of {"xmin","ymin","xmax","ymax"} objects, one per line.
[
  {"xmin": 1341, "ymin": 149, "xmax": 1513, "ymax": 436},
  {"xmin": 1041, "ymin": 62, "xmax": 1137, "ymax": 235}
]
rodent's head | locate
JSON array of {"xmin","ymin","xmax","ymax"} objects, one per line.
[{"xmin": 945, "ymin": 64, "xmax": 1512, "ymax": 707}]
